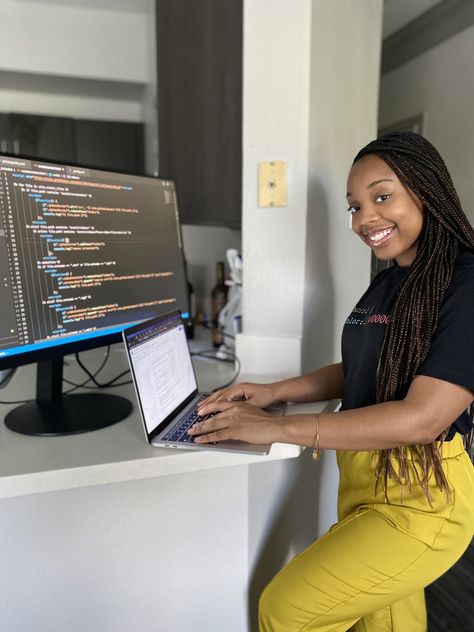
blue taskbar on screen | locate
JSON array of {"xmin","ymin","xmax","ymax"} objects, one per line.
[{"xmin": 0, "ymin": 312, "xmax": 190, "ymax": 358}]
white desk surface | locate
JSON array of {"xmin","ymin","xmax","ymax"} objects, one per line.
[{"xmin": 0, "ymin": 337, "xmax": 336, "ymax": 499}]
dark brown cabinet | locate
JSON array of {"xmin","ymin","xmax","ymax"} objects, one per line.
[
  {"xmin": 0, "ymin": 113, "xmax": 75, "ymax": 163},
  {"xmin": 156, "ymin": 0, "xmax": 243, "ymax": 227},
  {"xmin": 0, "ymin": 113, "xmax": 144, "ymax": 175},
  {"xmin": 75, "ymin": 119, "xmax": 144, "ymax": 174}
]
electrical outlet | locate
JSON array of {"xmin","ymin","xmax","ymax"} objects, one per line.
[{"xmin": 258, "ymin": 161, "xmax": 287, "ymax": 207}]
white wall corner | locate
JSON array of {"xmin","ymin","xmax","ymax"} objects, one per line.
[{"xmin": 302, "ymin": 0, "xmax": 383, "ymax": 371}]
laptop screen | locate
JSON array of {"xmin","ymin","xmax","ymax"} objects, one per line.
[{"xmin": 124, "ymin": 312, "xmax": 198, "ymax": 435}]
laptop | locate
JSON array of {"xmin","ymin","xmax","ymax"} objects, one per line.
[{"xmin": 123, "ymin": 310, "xmax": 285, "ymax": 454}]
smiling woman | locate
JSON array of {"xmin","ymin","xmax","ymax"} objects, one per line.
[
  {"xmin": 346, "ymin": 155, "xmax": 424, "ymax": 266},
  {"xmin": 190, "ymin": 131, "xmax": 474, "ymax": 631}
]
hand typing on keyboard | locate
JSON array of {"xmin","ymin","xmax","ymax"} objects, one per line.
[
  {"xmin": 162, "ymin": 407, "xmax": 218, "ymax": 444},
  {"xmin": 197, "ymin": 411, "xmax": 217, "ymax": 422},
  {"xmin": 196, "ymin": 412, "xmax": 218, "ymax": 444},
  {"xmin": 188, "ymin": 401, "xmax": 280, "ymax": 445}
]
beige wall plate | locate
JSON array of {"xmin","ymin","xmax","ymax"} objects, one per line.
[{"xmin": 258, "ymin": 160, "xmax": 287, "ymax": 207}]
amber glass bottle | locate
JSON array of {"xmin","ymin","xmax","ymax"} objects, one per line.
[{"xmin": 211, "ymin": 261, "xmax": 228, "ymax": 347}]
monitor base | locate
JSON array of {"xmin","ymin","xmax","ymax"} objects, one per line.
[{"xmin": 4, "ymin": 393, "xmax": 133, "ymax": 437}]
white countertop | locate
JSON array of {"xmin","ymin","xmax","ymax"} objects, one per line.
[{"xmin": 0, "ymin": 337, "xmax": 336, "ymax": 499}]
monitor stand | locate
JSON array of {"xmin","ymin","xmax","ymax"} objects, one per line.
[{"xmin": 4, "ymin": 357, "xmax": 133, "ymax": 436}]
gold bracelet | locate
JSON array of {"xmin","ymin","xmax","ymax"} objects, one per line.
[{"xmin": 312, "ymin": 414, "xmax": 320, "ymax": 462}]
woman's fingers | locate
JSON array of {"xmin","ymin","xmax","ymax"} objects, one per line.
[
  {"xmin": 198, "ymin": 388, "xmax": 236, "ymax": 409},
  {"xmin": 188, "ymin": 409, "xmax": 232, "ymax": 440},
  {"xmin": 197, "ymin": 399, "xmax": 235, "ymax": 417},
  {"xmin": 197, "ymin": 390, "xmax": 223, "ymax": 408},
  {"xmin": 194, "ymin": 427, "xmax": 231, "ymax": 444},
  {"xmin": 188, "ymin": 402, "xmax": 277, "ymax": 445},
  {"xmin": 198, "ymin": 383, "xmax": 250, "ymax": 410}
]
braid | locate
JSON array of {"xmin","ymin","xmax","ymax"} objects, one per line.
[{"xmin": 354, "ymin": 131, "xmax": 474, "ymax": 503}]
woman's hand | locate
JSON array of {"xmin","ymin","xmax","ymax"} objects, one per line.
[
  {"xmin": 198, "ymin": 381, "xmax": 279, "ymax": 412},
  {"xmin": 188, "ymin": 401, "xmax": 284, "ymax": 445}
]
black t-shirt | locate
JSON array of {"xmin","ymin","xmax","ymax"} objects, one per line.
[{"xmin": 341, "ymin": 249, "xmax": 474, "ymax": 440}]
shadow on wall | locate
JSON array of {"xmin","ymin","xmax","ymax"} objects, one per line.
[
  {"xmin": 246, "ymin": 179, "xmax": 340, "ymax": 628},
  {"xmin": 246, "ymin": 450, "xmax": 340, "ymax": 630},
  {"xmin": 247, "ymin": 448, "xmax": 331, "ymax": 631},
  {"xmin": 302, "ymin": 177, "xmax": 336, "ymax": 371}
]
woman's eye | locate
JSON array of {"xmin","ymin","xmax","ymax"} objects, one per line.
[
  {"xmin": 375, "ymin": 193, "xmax": 391, "ymax": 203},
  {"xmin": 346, "ymin": 205, "xmax": 359, "ymax": 214}
]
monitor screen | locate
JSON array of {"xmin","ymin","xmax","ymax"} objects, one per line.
[
  {"xmin": 0, "ymin": 154, "xmax": 189, "ymax": 370},
  {"xmin": 0, "ymin": 154, "xmax": 192, "ymax": 437}
]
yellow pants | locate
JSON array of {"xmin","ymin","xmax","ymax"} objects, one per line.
[{"xmin": 259, "ymin": 434, "xmax": 474, "ymax": 632}]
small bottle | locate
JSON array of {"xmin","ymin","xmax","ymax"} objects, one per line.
[
  {"xmin": 186, "ymin": 277, "xmax": 195, "ymax": 339},
  {"xmin": 211, "ymin": 261, "xmax": 228, "ymax": 347},
  {"xmin": 184, "ymin": 259, "xmax": 195, "ymax": 339}
]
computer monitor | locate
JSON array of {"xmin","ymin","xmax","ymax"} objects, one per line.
[{"xmin": 0, "ymin": 154, "xmax": 190, "ymax": 436}]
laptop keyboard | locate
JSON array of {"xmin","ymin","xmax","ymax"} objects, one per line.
[{"xmin": 162, "ymin": 395, "xmax": 216, "ymax": 444}]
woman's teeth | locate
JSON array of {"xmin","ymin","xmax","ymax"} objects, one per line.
[{"xmin": 368, "ymin": 227, "xmax": 393, "ymax": 243}]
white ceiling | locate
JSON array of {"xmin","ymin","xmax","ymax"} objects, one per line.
[{"xmin": 382, "ymin": 0, "xmax": 443, "ymax": 39}]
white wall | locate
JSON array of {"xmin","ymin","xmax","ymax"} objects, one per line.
[
  {"xmin": 0, "ymin": 465, "xmax": 250, "ymax": 632},
  {"xmin": 379, "ymin": 24, "xmax": 474, "ymax": 224},
  {"xmin": 237, "ymin": 0, "xmax": 311, "ymax": 376},
  {"xmin": 237, "ymin": 0, "xmax": 380, "ymax": 375},
  {"xmin": 0, "ymin": 0, "xmax": 149, "ymax": 127},
  {"xmin": 0, "ymin": 1, "xmax": 148, "ymax": 82},
  {"xmin": 303, "ymin": 2, "xmax": 381, "ymax": 370},
  {"xmin": 243, "ymin": 3, "xmax": 383, "ymax": 628}
]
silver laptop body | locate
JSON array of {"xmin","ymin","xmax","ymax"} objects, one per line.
[{"xmin": 123, "ymin": 310, "xmax": 284, "ymax": 455}]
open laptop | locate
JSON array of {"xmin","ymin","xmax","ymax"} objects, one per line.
[{"xmin": 123, "ymin": 310, "xmax": 285, "ymax": 454}]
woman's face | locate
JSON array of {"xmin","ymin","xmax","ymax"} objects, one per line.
[{"xmin": 346, "ymin": 154, "xmax": 424, "ymax": 267}]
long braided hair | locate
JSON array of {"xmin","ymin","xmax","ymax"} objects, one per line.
[{"xmin": 353, "ymin": 131, "xmax": 474, "ymax": 503}]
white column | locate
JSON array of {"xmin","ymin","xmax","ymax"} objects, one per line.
[
  {"xmin": 237, "ymin": 0, "xmax": 312, "ymax": 375},
  {"xmin": 238, "ymin": 0, "xmax": 382, "ymax": 376},
  {"xmin": 243, "ymin": 7, "xmax": 384, "ymax": 628}
]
